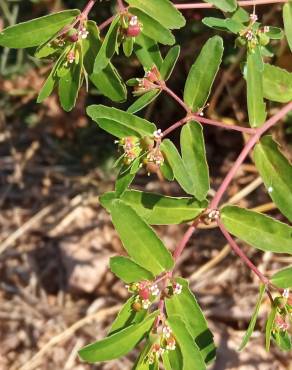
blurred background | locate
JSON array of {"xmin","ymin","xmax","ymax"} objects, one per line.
[{"xmin": 0, "ymin": 0, "xmax": 292, "ymax": 369}]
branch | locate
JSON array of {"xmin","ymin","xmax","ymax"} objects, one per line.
[
  {"xmin": 217, "ymin": 220, "xmax": 270, "ymax": 284},
  {"xmin": 210, "ymin": 101, "xmax": 292, "ymax": 210},
  {"xmin": 174, "ymin": 0, "xmax": 288, "ymax": 10}
]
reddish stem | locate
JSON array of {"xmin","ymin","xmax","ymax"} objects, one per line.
[
  {"xmin": 210, "ymin": 101, "xmax": 292, "ymax": 210},
  {"xmin": 98, "ymin": 15, "xmax": 116, "ymax": 31},
  {"xmin": 162, "ymin": 85, "xmax": 191, "ymax": 112},
  {"xmin": 218, "ymin": 220, "xmax": 270, "ymax": 285},
  {"xmin": 173, "ymin": 225, "xmax": 196, "ymax": 261},
  {"xmin": 82, "ymin": 0, "xmax": 97, "ymax": 18},
  {"xmin": 163, "ymin": 115, "xmax": 255, "ymax": 137},
  {"xmin": 175, "ymin": 0, "xmax": 288, "ymax": 10}
]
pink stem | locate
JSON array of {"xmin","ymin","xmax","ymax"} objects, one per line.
[
  {"xmin": 173, "ymin": 225, "xmax": 196, "ymax": 261},
  {"xmin": 98, "ymin": 15, "xmax": 116, "ymax": 31},
  {"xmin": 195, "ymin": 115, "xmax": 256, "ymax": 134},
  {"xmin": 210, "ymin": 101, "xmax": 292, "ymax": 210},
  {"xmin": 218, "ymin": 220, "xmax": 270, "ymax": 285},
  {"xmin": 82, "ymin": 0, "xmax": 97, "ymax": 18},
  {"xmin": 117, "ymin": 0, "xmax": 126, "ymax": 12},
  {"xmin": 163, "ymin": 114, "xmax": 255, "ymax": 137},
  {"xmin": 175, "ymin": 0, "xmax": 288, "ymax": 10},
  {"xmin": 162, "ymin": 85, "xmax": 191, "ymax": 112}
]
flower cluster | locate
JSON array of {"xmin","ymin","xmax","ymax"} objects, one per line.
[
  {"xmin": 116, "ymin": 136, "xmax": 142, "ymax": 165},
  {"xmin": 148, "ymin": 325, "xmax": 177, "ymax": 365},
  {"xmin": 133, "ymin": 66, "xmax": 161, "ymax": 96},
  {"xmin": 235, "ymin": 13, "xmax": 271, "ymax": 50},
  {"xmin": 126, "ymin": 280, "xmax": 160, "ymax": 311}
]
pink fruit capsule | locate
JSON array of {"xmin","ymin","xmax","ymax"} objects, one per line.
[
  {"xmin": 139, "ymin": 287, "xmax": 150, "ymax": 300},
  {"xmin": 126, "ymin": 24, "xmax": 141, "ymax": 37}
]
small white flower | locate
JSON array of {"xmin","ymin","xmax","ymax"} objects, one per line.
[
  {"xmin": 199, "ymin": 112, "xmax": 204, "ymax": 117},
  {"xmin": 153, "ymin": 129, "xmax": 163, "ymax": 139},
  {"xmin": 142, "ymin": 299, "xmax": 151, "ymax": 309},
  {"xmin": 268, "ymin": 186, "xmax": 273, "ymax": 193},
  {"xmin": 150, "ymin": 284, "xmax": 160, "ymax": 296},
  {"xmin": 173, "ymin": 283, "xmax": 183, "ymax": 295},
  {"xmin": 263, "ymin": 26, "xmax": 270, "ymax": 33},
  {"xmin": 208, "ymin": 209, "xmax": 220, "ymax": 221},
  {"xmin": 166, "ymin": 342, "xmax": 176, "ymax": 351},
  {"xmin": 246, "ymin": 30, "xmax": 254, "ymax": 41},
  {"xmin": 79, "ymin": 27, "xmax": 89, "ymax": 39},
  {"xmin": 129, "ymin": 16, "xmax": 138, "ymax": 26},
  {"xmin": 162, "ymin": 325, "xmax": 172, "ymax": 338},
  {"xmin": 250, "ymin": 13, "xmax": 258, "ymax": 22},
  {"xmin": 283, "ymin": 289, "xmax": 290, "ymax": 299}
]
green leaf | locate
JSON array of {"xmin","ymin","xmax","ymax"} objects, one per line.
[
  {"xmin": 239, "ymin": 284, "xmax": 265, "ymax": 351},
  {"xmin": 130, "ymin": 8, "xmax": 175, "ymax": 45},
  {"xmin": 266, "ymin": 27, "xmax": 284, "ymax": 40},
  {"xmin": 165, "ymin": 278, "xmax": 216, "ymax": 364},
  {"xmin": 115, "ymin": 165, "xmax": 137, "ymax": 197},
  {"xmin": 110, "ymin": 201, "xmax": 174, "ymax": 275},
  {"xmin": 109, "ymin": 296, "xmax": 147, "ymax": 335},
  {"xmin": 221, "ymin": 206, "xmax": 292, "ymax": 255},
  {"xmin": 133, "ymin": 341, "xmax": 153, "ymax": 369},
  {"xmin": 37, "ymin": 49, "xmax": 68, "ymax": 103},
  {"xmin": 184, "ymin": 36, "xmax": 224, "ymax": 112},
  {"xmin": 127, "ymin": 90, "xmax": 161, "ymax": 114},
  {"xmin": 83, "ymin": 21, "xmax": 126, "ymax": 102},
  {"xmin": 167, "ymin": 315, "xmax": 206, "ymax": 370},
  {"xmin": 272, "ymin": 330, "xmax": 292, "ymax": 351},
  {"xmin": 100, "ymin": 190, "xmax": 207, "ymax": 225},
  {"xmin": 86, "ymin": 105, "xmax": 156, "ymax": 138},
  {"xmin": 160, "ymin": 45, "xmax": 180, "ymax": 81},
  {"xmin": 254, "ymin": 135, "xmax": 292, "ymax": 222},
  {"xmin": 202, "ymin": 17, "xmax": 244, "ymax": 34},
  {"xmin": 262, "ymin": 64, "xmax": 292, "ymax": 103},
  {"xmin": 58, "ymin": 46, "xmax": 82, "ymax": 111},
  {"xmin": 246, "ymin": 52, "xmax": 267, "ymax": 127},
  {"xmin": 162, "ymin": 348, "xmax": 183, "ymax": 370},
  {"xmin": 110, "ymin": 256, "xmax": 154, "ymax": 283},
  {"xmin": 204, "ymin": 0, "xmax": 237, "ymax": 12},
  {"xmin": 78, "ymin": 311, "xmax": 158, "ymax": 363},
  {"xmin": 123, "ymin": 36, "xmax": 134, "ymax": 57},
  {"xmin": 265, "ymin": 304, "xmax": 277, "ymax": 351},
  {"xmin": 283, "ymin": 3, "xmax": 292, "ymax": 51},
  {"xmin": 161, "ymin": 159, "xmax": 174, "ymax": 181},
  {"xmin": 271, "ymin": 266, "xmax": 292, "ymax": 289},
  {"xmin": 0, "ymin": 10, "xmax": 80, "ymax": 48},
  {"xmin": 93, "ymin": 16, "xmax": 120, "ymax": 74},
  {"xmin": 125, "ymin": 0, "xmax": 186, "ymax": 30},
  {"xmin": 161, "ymin": 140, "xmax": 197, "ymax": 196},
  {"xmin": 181, "ymin": 121, "xmax": 210, "ymax": 201},
  {"xmin": 134, "ymin": 34, "xmax": 163, "ymax": 70}
]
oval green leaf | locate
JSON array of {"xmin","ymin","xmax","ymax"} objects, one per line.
[
  {"xmin": 271, "ymin": 266, "xmax": 292, "ymax": 289},
  {"xmin": 181, "ymin": 121, "xmax": 210, "ymax": 201},
  {"xmin": 100, "ymin": 190, "xmax": 207, "ymax": 225},
  {"xmin": 110, "ymin": 256, "xmax": 154, "ymax": 283},
  {"xmin": 127, "ymin": 90, "xmax": 161, "ymax": 114},
  {"xmin": 262, "ymin": 64, "xmax": 292, "ymax": 103},
  {"xmin": 0, "ymin": 10, "xmax": 80, "ymax": 48},
  {"xmin": 254, "ymin": 135, "xmax": 292, "ymax": 221},
  {"xmin": 109, "ymin": 296, "xmax": 147, "ymax": 335},
  {"xmin": 165, "ymin": 278, "xmax": 216, "ymax": 364},
  {"xmin": 79, "ymin": 311, "xmax": 158, "ymax": 363},
  {"xmin": 93, "ymin": 15, "xmax": 120, "ymax": 74},
  {"xmin": 86, "ymin": 104, "xmax": 156, "ymax": 138},
  {"xmin": 160, "ymin": 45, "xmax": 181, "ymax": 81},
  {"xmin": 167, "ymin": 315, "xmax": 206, "ymax": 370},
  {"xmin": 283, "ymin": 3, "xmax": 292, "ymax": 51},
  {"xmin": 246, "ymin": 51, "xmax": 267, "ymax": 127},
  {"xmin": 184, "ymin": 36, "xmax": 224, "ymax": 112},
  {"xmin": 221, "ymin": 206, "xmax": 292, "ymax": 254},
  {"xmin": 110, "ymin": 201, "xmax": 174, "ymax": 275},
  {"xmin": 125, "ymin": 0, "xmax": 186, "ymax": 30}
]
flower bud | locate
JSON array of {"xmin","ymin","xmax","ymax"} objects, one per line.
[
  {"xmin": 67, "ymin": 29, "xmax": 79, "ymax": 42},
  {"xmin": 132, "ymin": 301, "xmax": 142, "ymax": 311},
  {"xmin": 126, "ymin": 16, "xmax": 141, "ymax": 37}
]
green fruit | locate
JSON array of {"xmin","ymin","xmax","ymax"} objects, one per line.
[
  {"xmin": 235, "ymin": 36, "xmax": 246, "ymax": 48},
  {"xmin": 258, "ymin": 33, "xmax": 270, "ymax": 46}
]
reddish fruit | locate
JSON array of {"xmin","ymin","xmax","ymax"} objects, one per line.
[
  {"xmin": 126, "ymin": 24, "xmax": 141, "ymax": 37},
  {"xmin": 139, "ymin": 287, "xmax": 150, "ymax": 300}
]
